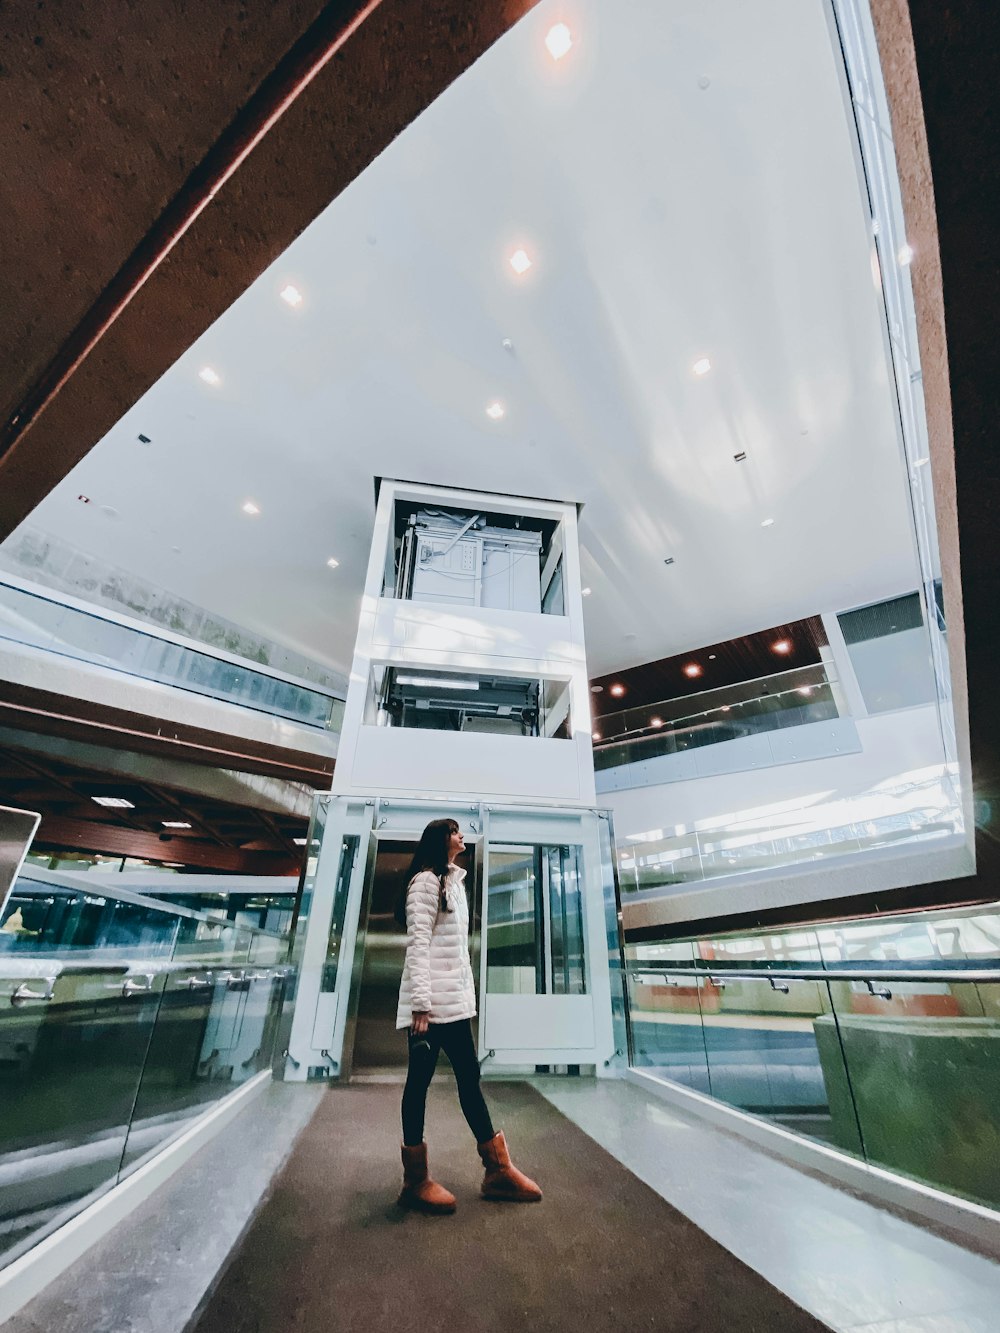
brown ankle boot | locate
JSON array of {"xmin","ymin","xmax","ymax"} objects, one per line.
[
  {"xmin": 398, "ymin": 1143, "xmax": 457, "ymax": 1214},
  {"xmin": 477, "ymin": 1130, "xmax": 542, "ymax": 1202}
]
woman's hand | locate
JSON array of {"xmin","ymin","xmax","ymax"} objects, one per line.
[{"xmin": 411, "ymin": 1011, "xmax": 430, "ymax": 1036}]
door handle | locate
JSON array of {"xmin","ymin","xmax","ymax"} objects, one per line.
[
  {"xmin": 768, "ymin": 978, "xmax": 790, "ymax": 994},
  {"xmin": 177, "ymin": 974, "xmax": 214, "ymax": 992},
  {"xmin": 122, "ymin": 975, "xmax": 154, "ymax": 998},
  {"xmin": 865, "ymin": 979, "xmax": 893, "ymax": 1001},
  {"xmin": 11, "ymin": 978, "xmax": 56, "ymax": 1007}
]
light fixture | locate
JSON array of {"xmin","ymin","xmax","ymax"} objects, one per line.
[
  {"xmin": 590, "ymin": 684, "xmax": 603, "ymax": 694},
  {"xmin": 545, "ymin": 22, "xmax": 572, "ymax": 60},
  {"xmin": 592, "ymin": 731, "xmax": 602, "ymax": 741},
  {"xmin": 708, "ymin": 654, "xmax": 717, "ymax": 660},
  {"xmin": 91, "ymin": 796, "xmax": 135, "ymax": 809},
  {"xmin": 797, "ymin": 686, "xmax": 813, "ymax": 696},
  {"xmin": 326, "ymin": 557, "xmax": 340, "ymax": 569},
  {"xmin": 293, "ymin": 837, "xmax": 309, "ymax": 846},
  {"xmin": 650, "ymin": 716, "xmax": 664, "ymax": 728},
  {"xmin": 772, "ymin": 639, "xmax": 792, "ymax": 654},
  {"xmin": 897, "ymin": 243, "xmax": 914, "ymax": 266},
  {"xmin": 486, "ymin": 401, "xmax": 505, "ymax": 420},
  {"xmin": 761, "ymin": 518, "xmax": 775, "ymax": 527},
  {"xmin": 683, "ymin": 664, "xmax": 702, "ymax": 678},
  {"xmin": 509, "ymin": 248, "xmax": 532, "ymax": 276},
  {"xmin": 581, "ymin": 587, "xmax": 592, "ymax": 597},
  {"xmin": 692, "ymin": 357, "xmax": 712, "ymax": 376},
  {"xmin": 396, "ymin": 675, "xmax": 481, "ymax": 690},
  {"xmin": 162, "ymin": 821, "xmax": 192, "ymax": 829},
  {"xmin": 280, "ymin": 284, "xmax": 303, "ymax": 307},
  {"xmin": 199, "ymin": 366, "xmax": 221, "ymax": 386},
  {"xmin": 721, "ymin": 706, "xmax": 731, "ymax": 712},
  {"xmin": 242, "ymin": 500, "xmax": 261, "ymax": 516},
  {"xmin": 609, "ymin": 683, "xmax": 626, "ymax": 698}
]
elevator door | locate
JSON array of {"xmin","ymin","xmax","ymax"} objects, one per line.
[{"xmin": 351, "ymin": 840, "xmax": 478, "ymax": 1072}]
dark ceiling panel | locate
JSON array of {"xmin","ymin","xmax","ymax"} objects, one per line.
[{"xmin": 590, "ymin": 616, "xmax": 829, "ymax": 718}]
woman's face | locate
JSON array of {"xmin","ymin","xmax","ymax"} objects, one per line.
[{"xmin": 448, "ymin": 826, "xmax": 465, "ymax": 859}]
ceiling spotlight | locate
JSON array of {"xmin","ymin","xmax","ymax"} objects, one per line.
[
  {"xmin": 326, "ymin": 557, "xmax": 340, "ymax": 569},
  {"xmin": 708, "ymin": 654, "xmax": 717, "ymax": 660},
  {"xmin": 581, "ymin": 587, "xmax": 592, "ymax": 597},
  {"xmin": 591, "ymin": 731, "xmax": 601, "ymax": 741},
  {"xmin": 486, "ymin": 401, "xmax": 505, "ymax": 420},
  {"xmin": 293, "ymin": 837, "xmax": 309, "ymax": 846},
  {"xmin": 692, "ymin": 358, "xmax": 712, "ymax": 376},
  {"xmin": 509, "ymin": 248, "xmax": 532, "ymax": 276},
  {"xmin": 683, "ymin": 664, "xmax": 702, "ymax": 678},
  {"xmin": 772, "ymin": 639, "xmax": 792, "ymax": 654},
  {"xmin": 590, "ymin": 684, "xmax": 604, "ymax": 694},
  {"xmin": 797, "ymin": 686, "xmax": 813, "ymax": 696},
  {"xmin": 162, "ymin": 821, "xmax": 192, "ymax": 829},
  {"xmin": 280, "ymin": 284, "xmax": 303, "ymax": 307},
  {"xmin": 721, "ymin": 705, "xmax": 731, "ymax": 712},
  {"xmin": 609, "ymin": 683, "xmax": 626, "ymax": 698},
  {"xmin": 897, "ymin": 243, "xmax": 914, "ymax": 266},
  {"xmin": 650, "ymin": 716, "xmax": 664, "ymax": 728},
  {"xmin": 91, "ymin": 796, "xmax": 135, "ymax": 809},
  {"xmin": 761, "ymin": 518, "xmax": 775, "ymax": 527},
  {"xmin": 242, "ymin": 500, "xmax": 261, "ymax": 516},
  {"xmin": 545, "ymin": 22, "xmax": 573, "ymax": 60},
  {"xmin": 199, "ymin": 366, "xmax": 221, "ymax": 386}
]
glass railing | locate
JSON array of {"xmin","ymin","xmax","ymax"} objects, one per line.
[
  {"xmin": 593, "ymin": 664, "xmax": 837, "ymax": 770},
  {"xmin": 0, "ymin": 577, "xmax": 345, "ymax": 731},
  {"xmin": 625, "ymin": 902, "xmax": 1000, "ymax": 1211},
  {"xmin": 617, "ymin": 764, "xmax": 962, "ymax": 891},
  {"xmin": 0, "ymin": 873, "xmax": 294, "ymax": 1272}
]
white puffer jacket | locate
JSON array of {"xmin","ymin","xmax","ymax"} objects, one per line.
[{"xmin": 395, "ymin": 865, "xmax": 477, "ymax": 1028}]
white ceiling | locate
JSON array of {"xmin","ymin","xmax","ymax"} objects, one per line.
[{"xmin": 12, "ymin": 0, "xmax": 920, "ymax": 681}]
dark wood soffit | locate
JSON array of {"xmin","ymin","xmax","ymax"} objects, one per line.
[
  {"xmin": 33, "ymin": 816, "xmax": 300, "ymax": 875},
  {"xmin": 591, "ymin": 617, "xmax": 828, "ymax": 717},
  {"xmin": 0, "ymin": 0, "xmax": 541, "ymax": 536},
  {"xmin": 0, "ymin": 681, "xmax": 335, "ymax": 787}
]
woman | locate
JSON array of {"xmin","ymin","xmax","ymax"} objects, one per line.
[{"xmin": 396, "ymin": 816, "xmax": 542, "ymax": 1214}]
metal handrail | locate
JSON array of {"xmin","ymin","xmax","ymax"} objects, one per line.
[{"xmin": 628, "ymin": 964, "xmax": 1000, "ymax": 985}]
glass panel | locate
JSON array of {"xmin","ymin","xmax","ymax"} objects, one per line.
[
  {"xmin": 0, "ymin": 962, "xmax": 158, "ymax": 1267},
  {"xmin": 826, "ymin": 976, "xmax": 991, "ymax": 1201},
  {"xmin": 546, "ymin": 846, "xmax": 585, "ymax": 994},
  {"xmin": 486, "ymin": 849, "xmax": 543, "ymax": 995},
  {"xmin": 320, "ymin": 837, "xmax": 360, "ymax": 993},
  {"xmin": 625, "ymin": 941, "xmax": 710, "ymax": 1094}
]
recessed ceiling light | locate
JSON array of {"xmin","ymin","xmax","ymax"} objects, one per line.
[
  {"xmin": 650, "ymin": 716, "xmax": 664, "ymax": 728},
  {"xmin": 609, "ymin": 683, "xmax": 626, "ymax": 698},
  {"xmin": 897, "ymin": 243, "xmax": 914, "ymax": 266},
  {"xmin": 772, "ymin": 639, "xmax": 792, "ymax": 654},
  {"xmin": 590, "ymin": 684, "xmax": 604, "ymax": 694},
  {"xmin": 293, "ymin": 837, "xmax": 309, "ymax": 846},
  {"xmin": 721, "ymin": 705, "xmax": 731, "ymax": 712},
  {"xmin": 683, "ymin": 664, "xmax": 702, "ymax": 678},
  {"xmin": 509, "ymin": 248, "xmax": 532, "ymax": 276},
  {"xmin": 761, "ymin": 518, "xmax": 775, "ymax": 527},
  {"xmin": 199, "ymin": 366, "xmax": 221, "ymax": 386},
  {"xmin": 92, "ymin": 796, "xmax": 135, "ymax": 809},
  {"xmin": 581, "ymin": 587, "xmax": 592, "ymax": 597},
  {"xmin": 486, "ymin": 401, "xmax": 505, "ymax": 420},
  {"xmin": 280, "ymin": 284, "xmax": 303, "ymax": 307},
  {"xmin": 592, "ymin": 731, "xmax": 601, "ymax": 741},
  {"xmin": 162, "ymin": 821, "xmax": 192, "ymax": 829},
  {"xmin": 692, "ymin": 357, "xmax": 712, "ymax": 376},
  {"xmin": 326, "ymin": 557, "xmax": 340, "ymax": 569},
  {"xmin": 545, "ymin": 22, "xmax": 573, "ymax": 60},
  {"xmin": 708, "ymin": 654, "xmax": 717, "ymax": 660},
  {"xmin": 242, "ymin": 500, "xmax": 261, "ymax": 516},
  {"xmin": 797, "ymin": 686, "xmax": 813, "ymax": 696}
]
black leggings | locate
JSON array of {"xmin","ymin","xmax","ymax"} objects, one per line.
[{"xmin": 401, "ymin": 1019, "xmax": 495, "ymax": 1147}]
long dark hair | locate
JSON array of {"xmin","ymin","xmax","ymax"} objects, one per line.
[{"xmin": 394, "ymin": 818, "xmax": 458, "ymax": 927}]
